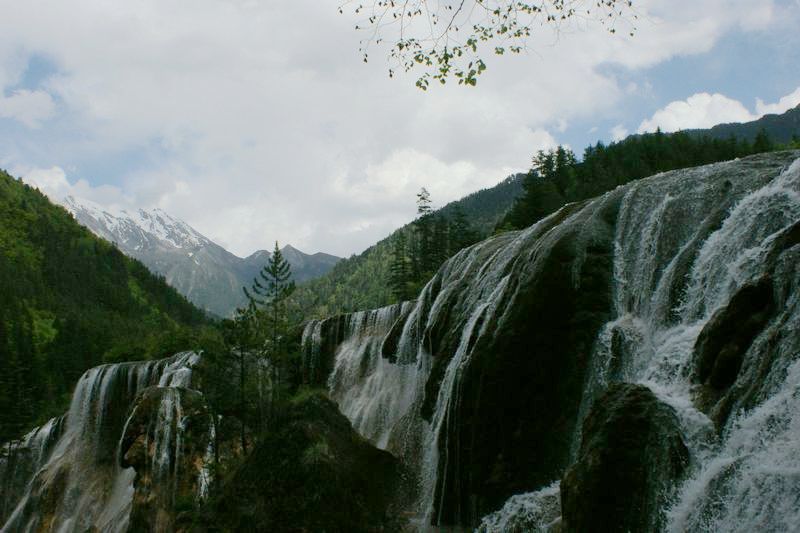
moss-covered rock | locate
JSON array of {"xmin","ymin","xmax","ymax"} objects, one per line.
[
  {"xmin": 196, "ymin": 391, "xmax": 404, "ymax": 532},
  {"xmin": 427, "ymin": 197, "xmax": 620, "ymax": 525},
  {"xmin": 691, "ymin": 219, "xmax": 800, "ymax": 429},
  {"xmin": 120, "ymin": 386, "xmax": 213, "ymax": 533},
  {"xmin": 692, "ymin": 277, "xmax": 774, "ymax": 414},
  {"xmin": 0, "ymin": 417, "xmax": 65, "ymax": 525},
  {"xmin": 560, "ymin": 384, "xmax": 689, "ymax": 533}
]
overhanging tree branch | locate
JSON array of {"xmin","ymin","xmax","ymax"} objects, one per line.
[{"xmin": 341, "ymin": 0, "xmax": 637, "ymax": 89}]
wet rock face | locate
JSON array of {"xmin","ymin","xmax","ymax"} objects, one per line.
[
  {"xmin": 693, "ymin": 277, "xmax": 774, "ymax": 393},
  {"xmin": 433, "ymin": 198, "xmax": 619, "ymax": 525},
  {"xmin": 692, "ymin": 219, "xmax": 800, "ymax": 429},
  {"xmin": 120, "ymin": 386, "xmax": 213, "ymax": 533},
  {"xmin": 201, "ymin": 391, "xmax": 404, "ymax": 533},
  {"xmin": 301, "ymin": 314, "xmax": 349, "ymax": 386},
  {"xmin": 560, "ymin": 384, "xmax": 689, "ymax": 533},
  {"xmin": 0, "ymin": 417, "xmax": 65, "ymax": 524}
]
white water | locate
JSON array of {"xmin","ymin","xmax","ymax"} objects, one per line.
[
  {"xmin": 476, "ymin": 482, "xmax": 561, "ymax": 533},
  {"xmin": 1, "ymin": 351, "xmax": 210, "ymax": 532},
  {"xmin": 304, "ymin": 153, "xmax": 800, "ymax": 531}
]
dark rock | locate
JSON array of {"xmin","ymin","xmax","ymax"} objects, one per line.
[
  {"xmin": 120, "ymin": 386, "xmax": 214, "ymax": 533},
  {"xmin": 560, "ymin": 384, "xmax": 689, "ymax": 533},
  {"xmin": 701, "ymin": 220, "xmax": 800, "ymax": 429},
  {"xmin": 428, "ymin": 197, "xmax": 620, "ymax": 526},
  {"xmin": 694, "ymin": 277, "xmax": 774, "ymax": 385},
  {"xmin": 381, "ymin": 303, "xmax": 415, "ymax": 363},
  {"xmin": 302, "ymin": 314, "xmax": 348, "ymax": 386},
  {"xmin": 196, "ymin": 391, "xmax": 404, "ymax": 532},
  {"xmin": 692, "ymin": 277, "xmax": 774, "ymax": 412},
  {"xmin": 0, "ymin": 417, "xmax": 65, "ymax": 525}
]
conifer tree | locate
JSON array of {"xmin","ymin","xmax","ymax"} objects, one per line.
[
  {"xmin": 752, "ymin": 129, "xmax": 773, "ymax": 153},
  {"xmin": 414, "ymin": 187, "xmax": 436, "ymax": 277},
  {"xmin": 389, "ymin": 231, "xmax": 412, "ymax": 301},
  {"xmin": 432, "ymin": 215, "xmax": 450, "ymax": 267},
  {"xmin": 243, "ymin": 241, "xmax": 296, "ymax": 421},
  {"xmin": 448, "ymin": 205, "xmax": 478, "ymax": 256}
]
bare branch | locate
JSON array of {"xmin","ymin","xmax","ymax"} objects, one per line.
[{"xmin": 341, "ymin": 0, "xmax": 637, "ymax": 89}]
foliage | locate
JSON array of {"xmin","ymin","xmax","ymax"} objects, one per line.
[
  {"xmin": 200, "ymin": 243, "xmax": 304, "ymax": 455},
  {"xmin": 192, "ymin": 391, "xmax": 402, "ymax": 532},
  {"xmin": 500, "ymin": 128, "xmax": 788, "ymax": 230},
  {"xmin": 0, "ymin": 170, "xmax": 209, "ymax": 443},
  {"xmin": 692, "ymin": 103, "xmax": 800, "ymax": 145},
  {"xmin": 342, "ymin": 0, "xmax": 636, "ymax": 88},
  {"xmin": 241, "ymin": 242, "xmax": 298, "ymax": 421},
  {"xmin": 291, "ymin": 175, "xmax": 523, "ymax": 318},
  {"xmin": 390, "ymin": 188, "xmax": 483, "ymax": 299}
]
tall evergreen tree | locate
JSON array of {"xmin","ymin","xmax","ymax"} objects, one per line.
[
  {"xmin": 752, "ymin": 128, "xmax": 773, "ymax": 153},
  {"xmin": 501, "ymin": 129, "xmax": 779, "ymax": 232},
  {"xmin": 432, "ymin": 215, "xmax": 450, "ymax": 267},
  {"xmin": 389, "ymin": 231, "xmax": 412, "ymax": 301},
  {"xmin": 414, "ymin": 187, "xmax": 436, "ymax": 277},
  {"xmin": 448, "ymin": 205, "xmax": 478, "ymax": 255},
  {"xmin": 243, "ymin": 242, "xmax": 296, "ymax": 422}
]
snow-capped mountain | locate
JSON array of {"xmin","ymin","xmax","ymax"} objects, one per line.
[{"xmin": 62, "ymin": 196, "xmax": 339, "ymax": 317}]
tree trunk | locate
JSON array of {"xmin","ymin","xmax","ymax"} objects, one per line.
[{"xmin": 238, "ymin": 349, "xmax": 247, "ymax": 454}]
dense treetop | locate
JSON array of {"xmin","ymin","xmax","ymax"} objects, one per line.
[
  {"xmin": 0, "ymin": 170, "xmax": 211, "ymax": 442},
  {"xmin": 500, "ymin": 128, "xmax": 799, "ymax": 230},
  {"xmin": 291, "ymin": 175, "xmax": 522, "ymax": 317}
]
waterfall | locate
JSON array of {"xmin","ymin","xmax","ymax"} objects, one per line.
[
  {"xmin": 6, "ymin": 152, "xmax": 796, "ymax": 531},
  {"xmin": 1, "ymin": 351, "xmax": 210, "ymax": 532},
  {"xmin": 302, "ymin": 152, "xmax": 800, "ymax": 530},
  {"xmin": 476, "ymin": 482, "xmax": 561, "ymax": 533},
  {"xmin": 0, "ymin": 417, "xmax": 65, "ymax": 524}
]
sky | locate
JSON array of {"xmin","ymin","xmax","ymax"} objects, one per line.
[{"xmin": 1, "ymin": 0, "xmax": 799, "ymax": 258}]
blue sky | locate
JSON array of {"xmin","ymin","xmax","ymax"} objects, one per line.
[{"xmin": 1, "ymin": 0, "xmax": 798, "ymax": 256}]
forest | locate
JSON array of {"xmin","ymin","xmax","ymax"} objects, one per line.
[
  {"xmin": 292, "ymin": 127, "xmax": 800, "ymax": 321},
  {"xmin": 0, "ymin": 171, "xmax": 211, "ymax": 443},
  {"xmin": 501, "ymin": 128, "xmax": 800, "ymax": 230}
]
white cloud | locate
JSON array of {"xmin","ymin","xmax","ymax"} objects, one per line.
[
  {"xmin": 0, "ymin": 89, "xmax": 55, "ymax": 127},
  {"xmin": 20, "ymin": 166, "xmax": 71, "ymax": 198},
  {"xmin": 0, "ymin": 0, "xmax": 785, "ymax": 256},
  {"xmin": 638, "ymin": 86, "xmax": 800, "ymax": 134},
  {"xmin": 18, "ymin": 165, "xmax": 132, "ymax": 209},
  {"xmin": 638, "ymin": 93, "xmax": 756, "ymax": 133},
  {"xmin": 610, "ymin": 124, "xmax": 629, "ymax": 141},
  {"xmin": 756, "ymin": 87, "xmax": 800, "ymax": 116}
]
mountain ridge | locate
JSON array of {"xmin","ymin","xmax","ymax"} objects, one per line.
[{"xmin": 62, "ymin": 196, "xmax": 340, "ymax": 317}]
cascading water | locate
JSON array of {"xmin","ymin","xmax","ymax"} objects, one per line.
[
  {"xmin": 1, "ymin": 153, "xmax": 795, "ymax": 531},
  {"xmin": 302, "ymin": 151, "xmax": 800, "ymax": 531},
  {"xmin": 1, "ymin": 351, "xmax": 213, "ymax": 532},
  {"xmin": 0, "ymin": 418, "xmax": 65, "ymax": 524}
]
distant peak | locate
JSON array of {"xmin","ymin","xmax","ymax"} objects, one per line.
[{"xmin": 64, "ymin": 197, "xmax": 210, "ymax": 250}]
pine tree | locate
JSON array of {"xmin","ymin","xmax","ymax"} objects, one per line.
[
  {"xmin": 389, "ymin": 231, "xmax": 412, "ymax": 300},
  {"xmin": 413, "ymin": 187, "xmax": 436, "ymax": 277},
  {"xmin": 448, "ymin": 205, "xmax": 478, "ymax": 255},
  {"xmin": 432, "ymin": 214, "xmax": 450, "ymax": 267},
  {"xmin": 752, "ymin": 129, "xmax": 773, "ymax": 153},
  {"xmin": 243, "ymin": 241, "xmax": 296, "ymax": 422}
]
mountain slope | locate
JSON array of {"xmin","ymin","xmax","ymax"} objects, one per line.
[
  {"xmin": 291, "ymin": 174, "xmax": 525, "ymax": 318},
  {"xmin": 0, "ymin": 170, "xmax": 209, "ymax": 443},
  {"xmin": 301, "ymin": 151, "xmax": 800, "ymax": 529},
  {"xmin": 689, "ymin": 103, "xmax": 800, "ymax": 143},
  {"xmin": 63, "ymin": 197, "xmax": 340, "ymax": 317},
  {"xmin": 293, "ymin": 107, "xmax": 800, "ymax": 320}
]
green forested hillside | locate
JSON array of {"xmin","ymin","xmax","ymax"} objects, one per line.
[
  {"xmin": 692, "ymin": 104, "xmax": 800, "ymax": 144},
  {"xmin": 295, "ymin": 111, "xmax": 800, "ymax": 320},
  {"xmin": 500, "ymin": 127, "xmax": 800, "ymax": 231},
  {"xmin": 291, "ymin": 176, "xmax": 523, "ymax": 318},
  {"xmin": 0, "ymin": 170, "xmax": 211, "ymax": 443}
]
